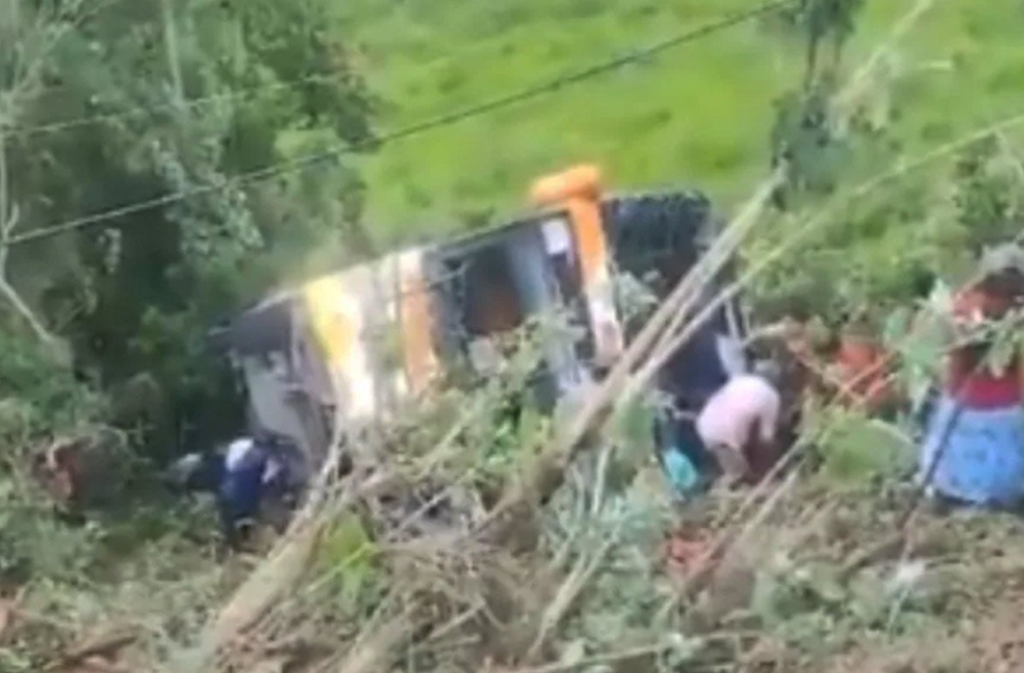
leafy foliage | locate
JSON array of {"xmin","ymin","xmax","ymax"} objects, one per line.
[
  {"xmin": 748, "ymin": 127, "xmax": 1024, "ymax": 330},
  {"xmin": 4, "ymin": 2, "xmax": 1024, "ymax": 671},
  {"xmin": 781, "ymin": 0, "xmax": 866, "ymax": 80},
  {"xmin": 1, "ymin": 0, "xmax": 375, "ymax": 458},
  {"xmin": 952, "ymin": 135, "xmax": 1024, "ymax": 253},
  {"xmin": 807, "ymin": 408, "xmax": 915, "ymax": 490},
  {"xmin": 0, "ymin": 330, "xmax": 100, "ymax": 435},
  {"xmin": 0, "ymin": 0, "xmax": 373, "ymax": 643}
]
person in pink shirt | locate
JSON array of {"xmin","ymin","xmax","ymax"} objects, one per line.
[{"xmin": 696, "ymin": 364, "xmax": 782, "ymax": 484}]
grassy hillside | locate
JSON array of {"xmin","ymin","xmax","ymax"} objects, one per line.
[{"xmin": 334, "ymin": 0, "xmax": 1024, "ymax": 246}]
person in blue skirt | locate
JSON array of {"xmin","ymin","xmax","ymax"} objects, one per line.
[{"xmin": 919, "ymin": 245, "xmax": 1024, "ymax": 508}]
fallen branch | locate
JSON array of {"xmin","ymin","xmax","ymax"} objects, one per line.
[
  {"xmin": 333, "ymin": 610, "xmax": 410, "ymax": 673},
  {"xmin": 839, "ymin": 520, "xmax": 946, "ymax": 583},
  {"xmin": 213, "ymin": 526, "xmax": 320, "ymax": 638},
  {"xmin": 838, "ymin": 530, "xmax": 908, "ymax": 583},
  {"xmin": 679, "ymin": 467, "xmax": 802, "ymax": 609},
  {"xmin": 44, "ymin": 627, "xmax": 140, "ymax": 673},
  {"xmin": 507, "ymin": 643, "xmax": 669, "ymax": 673},
  {"xmin": 525, "ymin": 536, "xmax": 616, "ymax": 662},
  {"xmin": 72, "ymin": 659, "xmax": 130, "ymax": 673},
  {"xmin": 0, "ymin": 586, "xmax": 27, "ymax": 644},
  {"xmin": 475, "ymin": 174, "xmax": 782, "ymax": 550}
]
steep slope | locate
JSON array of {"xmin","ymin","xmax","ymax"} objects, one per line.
[{"xmin": 333, "ymin": 0, "xmax": 1024, "ymax": 246}]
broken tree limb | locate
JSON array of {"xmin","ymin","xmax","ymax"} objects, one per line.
[
  {"xmin": 44, "ymin": 626, "xmax": 141, "ymax": 673},
  {"xmin": 205, "ymin": 520, "xmax": 323, "ymax": 651},
  {"xmin": 619, "ymin": 0, "xmax": 943, "ymax": 412},
  {"xmin": 625, "ymin": 108, "xmax": 1024, "ymax": 423},
  {"xmin": 617, "ymin": 175, "xmax": 783, "ymax": 407},
  {"xmin": 475, "ymin": 175, "xmax": 783, "ymax": 548},
  {"xmin": 333, "ymin": 611, "xmax": 410, "ymax": 673},
  {"xmin": 524, "ymin": 536, "xmax": 616, "ymax": 663}
]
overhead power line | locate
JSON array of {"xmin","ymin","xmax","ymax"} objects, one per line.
[
  {"xmin": 14, "ymin": 70, "xmax": 350, "ymax": 139},
  {"xmin": 15, "ymin": 21, "xmax": 511, "ymax": 137},
  {"xmin": 6, "ymin": 0, "xmax": 794, "ymax": 248}
]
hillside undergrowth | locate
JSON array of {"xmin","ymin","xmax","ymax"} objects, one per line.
[{"xmin": 5, "ymin": 1, "xmax": 1024, "ymax": 672}]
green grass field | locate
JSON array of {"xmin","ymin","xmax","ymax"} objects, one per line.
[{"xmin": 333, "ymin": 0, "xmax": 1024, "ymax": 247}]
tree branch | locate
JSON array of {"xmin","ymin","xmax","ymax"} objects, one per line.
[
  {"xmin": 0, "ymin": 0, "xmax": 87, "ymax": 347},
  {"xmin": 0, "ymin": 123, "xmax": 56, "ymax": 345}
]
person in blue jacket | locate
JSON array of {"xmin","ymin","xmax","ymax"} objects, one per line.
[{"xmin": 169, "ymin": 432, "xmax": 292, "ymax": 548}]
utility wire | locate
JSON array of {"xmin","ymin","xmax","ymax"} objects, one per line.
[
  {"xmin": 14, "ymin": 16, "xmax": 510, "ymax": 137},
  {"xmin": 14, "ymin": 70, "xmax": 350, "ymax": 138},
  {"xmin": 6, "ymin": 0, "xmax": 795, "ymax": 248}
]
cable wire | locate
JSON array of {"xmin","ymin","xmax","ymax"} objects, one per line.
[
  {"xmin": 14, "ymin": 12, "xmax": 513, "ymax": 137},
  {"xmin": 6, "ymin": 0, "xmax": 795, "ymax": 248},
  {"xmin": 15, "ymin": 70, "xmax": 350, "ymax": 138}
]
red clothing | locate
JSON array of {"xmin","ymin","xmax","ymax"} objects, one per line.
[
  {"xmin": 832, "ymin": 336, "xmax": 896, "ymax": 413},
  {"xmin": 948, "ymin": 287, "xmax": 1020, "ymax": 408}
]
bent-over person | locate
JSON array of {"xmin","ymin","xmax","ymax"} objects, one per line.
[{"xmin": 696, "ymin": 365, "xmax": 782, "ymax": 485}]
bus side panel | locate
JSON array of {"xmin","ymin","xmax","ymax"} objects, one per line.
[{"xmin": 238, "ymin": 353, "xmax": 308, "ymax": 450}]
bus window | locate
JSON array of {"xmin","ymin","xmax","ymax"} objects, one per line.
[{"xmin": 463, "ymin": 247, "xmax": 523, "ymax": 338}]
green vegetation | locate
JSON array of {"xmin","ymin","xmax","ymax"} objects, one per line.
[
  {"xmin": 1, "ymin": 0, "xmax": 375, "ymax": 458},
  {"xmin": 3, "ymin": 0, "xmax": 1024, "ymax": 671},
  {"xmin": 342, "ymin": 0, "xmax": 1024, "ymax": 245}
]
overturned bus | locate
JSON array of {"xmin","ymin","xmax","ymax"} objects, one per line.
[{"xmin": 210, "ymin": 165, "xmax": 748, "ymax": 476}]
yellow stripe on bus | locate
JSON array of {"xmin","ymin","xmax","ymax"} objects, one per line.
[
  {"xmin": 302, "ymin": 272, "xmax": 378, "ymax": 421},
  {"xmin": 303, "ymin": 274, "xmax": 355, "ymax": 370},
  {"xmin": 398, "ymin": 249, "xmax": 439, "ymax": 395}
]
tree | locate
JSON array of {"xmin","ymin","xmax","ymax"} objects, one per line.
[
  {"xmin": 0, "ymin": 0, "xmax": 85, "ymax": 347},
  {"xmin": 769, "ymin": 0, "xmax": 865, "ymax": 209},
  {"xmin": 781, "ymin": 0, "xmax": 865, "ymax": 87},
  {"xmin": 0, "ymin": 0, "xmax": 375, "ymax": 456}
]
